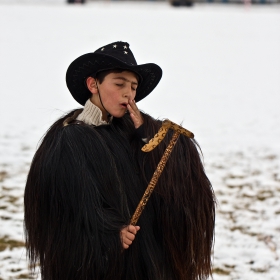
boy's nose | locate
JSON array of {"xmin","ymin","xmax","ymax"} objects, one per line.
[{"xmin": 124, "ymin": 87, "xmax": 134, "ymax": 98}]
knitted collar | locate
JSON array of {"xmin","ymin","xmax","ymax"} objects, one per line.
[{"xmin": 76, "ymin": 99, "xmax": 112, "ymax": 126}]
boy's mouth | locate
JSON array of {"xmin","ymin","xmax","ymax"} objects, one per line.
[{"xmin": 121, "ymin": 103, "xmax": 128, "ymax": 108}]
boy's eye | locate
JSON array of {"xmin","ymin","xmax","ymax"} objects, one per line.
[{"xmin": 116, "ymin": 84, "xmax": 123, "ymax": 87}]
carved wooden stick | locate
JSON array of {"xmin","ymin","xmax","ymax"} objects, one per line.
[
  {"xmin": 131, "ymin": 131, "xmax": 180, "ymax": 225},
  {"xmin": 130, "ymin": 117, "xmax": 195, "ymax": 226},
  {"xmin": 130, "ymin": 120, "xmax": 194, "ymax": 225}
]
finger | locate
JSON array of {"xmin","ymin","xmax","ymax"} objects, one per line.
[
  {"xmin": 129, "ymin": 225, "xmax": 140, "ymax": 233},
  {"xmin": 128, "ymin": 100, "xmax": 140, "ymax": 116},
  {"xmin": 127, "ymin": 109, "xmax": 143, "ymax": 129},
  {"xmin": 122, "ymin": 243, "xmax": 129, "ymax": 249},
  {"xmin": 127, "ymin": 225, "xmax": 138, "ymax": 235},
  {"xmin": 123, "ymin": 237, "xmax": 133, "ymax": 245},
  {"xmin": 128, "ymin": 99, "xmax": 137, "ymax": 109},
  {"xmin": 125, "ymin": 232, "xmax": 136, "ymax": 241},
  {"xmin": 127, "ymin": 104, "xmax": 137, "ymax": 116}
]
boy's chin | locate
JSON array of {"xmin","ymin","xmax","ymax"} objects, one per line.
[{"xmin": 113, "ymin": 111, "xmax": 128, "ymax": 118}]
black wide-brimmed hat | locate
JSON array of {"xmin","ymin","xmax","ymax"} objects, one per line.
[{"xmin": 66, "ymin": 41, "xmax": 162, "ymax": 105}]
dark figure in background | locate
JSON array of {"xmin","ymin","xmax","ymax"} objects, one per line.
[
  {"xmin": 170, "ymin": 0, "xmax": 194, "ymax": 7},
  {"xmin": 67, "ymin": 0, "xmax": 86, "ymax": 4},
  {"xmin": 24, "ymin": 41, "xmax": 216, "ymax": 280}
]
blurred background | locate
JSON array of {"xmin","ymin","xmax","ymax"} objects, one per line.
[{"xmin": 0, "ymin": 0, "xmax": 280, "ymax": 279}]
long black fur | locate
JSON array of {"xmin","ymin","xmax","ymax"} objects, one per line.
[{"xmin": 24, "ymin": 110, "xmax": 215, "ymax": 280}]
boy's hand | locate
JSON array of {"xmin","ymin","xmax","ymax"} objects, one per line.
[
  {"xmin": 127, "ymin": 99, "xmax": 143, "ymax": 129},
  {"xmin": 120, "ymin": 225, "xmax": 140, "ymax": 249}
]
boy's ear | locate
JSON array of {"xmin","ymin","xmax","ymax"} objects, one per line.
[{"xmin": 86, "ymin": 77, "xmax": 98, "ymax": 94}]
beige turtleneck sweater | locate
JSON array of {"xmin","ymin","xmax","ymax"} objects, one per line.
[{"xmin": 76, "ymin": 99, "xmax": 111, "ymax": 126}]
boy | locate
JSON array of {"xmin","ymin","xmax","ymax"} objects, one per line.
[{"xmin": 24, "ymin": 41, "xmax": 215, "ymax": 280}]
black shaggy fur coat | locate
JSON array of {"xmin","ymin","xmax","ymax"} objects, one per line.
[{"xmin": 24, "ymin": 110, "xmax": 215, "ymax": 280}]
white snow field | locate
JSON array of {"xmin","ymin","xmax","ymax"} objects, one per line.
[{"xmin": 0, "ymin": 1, "xmax": 280, "ymax": 279}]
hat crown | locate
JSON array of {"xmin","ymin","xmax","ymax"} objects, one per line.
[{"xmin": 94, "ymin": 41, "xmax": 137, "ymax": 67}]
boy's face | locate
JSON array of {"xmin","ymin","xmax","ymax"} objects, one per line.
[{"xmin": 91, "ymin": 71, "xmax": 138, "ymax": 118}]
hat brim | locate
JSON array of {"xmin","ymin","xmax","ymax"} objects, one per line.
[{"xmin": 66, "ymin": 53, "xmax": 162, "ymax": 105}]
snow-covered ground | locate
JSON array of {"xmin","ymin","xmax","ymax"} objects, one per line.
[{"xmin": 0, "ymin": 1, "xmax": 280, "ymax": 279}]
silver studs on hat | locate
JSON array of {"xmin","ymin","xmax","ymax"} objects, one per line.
[{"xmin": 101, "ymin": 43, "xmax": 129, "ymax": 54}]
